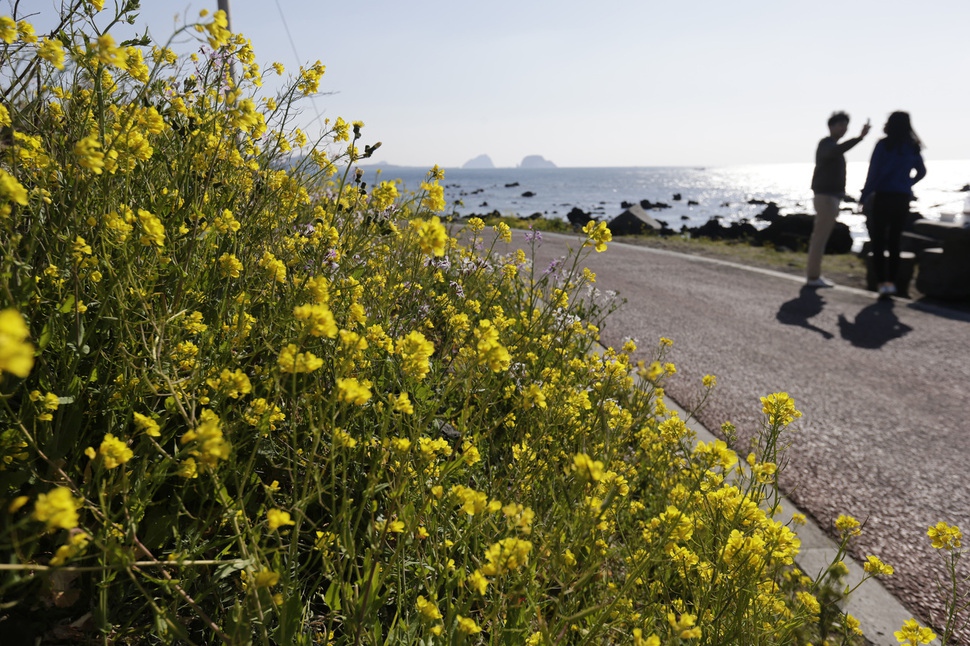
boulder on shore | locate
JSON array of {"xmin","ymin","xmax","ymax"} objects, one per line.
[
  {"xmin": 755, "ymin": 213, "xmax": 852, "ymax": 253},
  {"xmin": 566, "ymin": 207, "xmax": 595, "ymax": 228},
  {"xmin": 686, "ymin": 217, "xmax": 758, "ymax": 241},
  {"xmin": 609, "ymin": 204, "xmax": 668, "ymax": 236}
]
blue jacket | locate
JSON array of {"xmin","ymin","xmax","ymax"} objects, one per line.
[{"xmin": 860, "ymin": 139, "xmax": 926, "ymax": 203}]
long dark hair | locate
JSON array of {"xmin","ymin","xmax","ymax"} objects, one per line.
[{"xmin": 884, "ymin": 111, "xmax": 922, "ymax": 152}]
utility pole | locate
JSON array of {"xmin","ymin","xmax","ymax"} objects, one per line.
[
  {"xmin": 216, "ymin": 0, "xmax": 236, "ymax": 82},
  {"xmin": 217, "ymin": 0, "xmax": 232, "ymax": 31}
]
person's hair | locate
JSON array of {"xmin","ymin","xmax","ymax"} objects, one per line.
[
  {"xmin": 827, "ymin": 111, "xmax": 850, "ymax": 127},
  {"xmin": 884, "ymin": 111, "xmax": 922, "ymax": 151}
]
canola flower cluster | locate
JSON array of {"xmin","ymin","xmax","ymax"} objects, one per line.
[{"xmin": 0, "ymin": 3, "xmax": 960, "ymax": 645}]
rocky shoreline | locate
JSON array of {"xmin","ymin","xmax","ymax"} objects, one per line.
[{"xmin": 466, "ymin": 198, "xmax": 855, "ymax": 255}]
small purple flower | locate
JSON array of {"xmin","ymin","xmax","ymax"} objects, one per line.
[
  {"xmin": 543, "ymin": 257, "xmax": 562, "ymax": 276},
  {"xmin": 524, "ymin": 227, "xmax": 542, "ymax": 244}
]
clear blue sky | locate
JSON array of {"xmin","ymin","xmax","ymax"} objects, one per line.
[{"xmin": 37, "ymin": 0, "xmax": 970, "ymax": 168}]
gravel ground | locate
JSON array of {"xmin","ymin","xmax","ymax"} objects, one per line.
[{"xmin": 529, "ymin": 231, "xmax": 970, "ymax": 643}]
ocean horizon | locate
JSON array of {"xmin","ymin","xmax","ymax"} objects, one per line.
[{"xmin": 360, "ymin": 161, "xmax": 970, "ymax": 250}]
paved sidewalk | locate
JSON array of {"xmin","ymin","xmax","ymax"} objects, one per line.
[{"xmin": 530, "ymin": 231, "xmax": 970, "ymax": 644}]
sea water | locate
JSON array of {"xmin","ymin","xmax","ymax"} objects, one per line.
[{"xmin": 360, "ymin": 160, "xmax": 970, "ymax": 251}]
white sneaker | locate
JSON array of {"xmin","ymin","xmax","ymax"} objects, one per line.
[
  {"xmin": 878, "ymin": 284, "xmax": 897, "ymax": 296},
  {"xmin": 806, "ymin": 277, "xmax": 835, "ymax": 288}
]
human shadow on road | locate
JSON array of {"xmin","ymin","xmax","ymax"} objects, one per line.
[
  {"xmin": 776, "ymin": 286, "xmax": 834, "ymax": 339},
  {"xmin": 838, "ymin": 299, "xmax": 913, "ymax": 349}
]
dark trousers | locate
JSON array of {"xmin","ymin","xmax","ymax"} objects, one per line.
[{"xmin": 866, "ymin": 192, "xmax": 910, "ymax": 284}]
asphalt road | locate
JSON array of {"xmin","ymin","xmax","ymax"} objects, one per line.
[{"xmin": 530, "ymin": 230, "xmax": 970, "ymax": 640}]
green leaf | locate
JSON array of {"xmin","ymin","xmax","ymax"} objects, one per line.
[
  {"xmin": 324, "ymin": 580, "xmax": 342, "ymax": 612},
  {"xmin": 58, "ymin": 295, "xmax": 75, "ymax": 314}
]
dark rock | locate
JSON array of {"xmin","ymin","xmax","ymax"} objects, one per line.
[
  {"xmin": 522, "ymin": 212, "xmax": 543, "ymax": 220},
  {"xmin": 681, "ymin": 215, "xmax": 689, "ymax": 221},
  {"xmin": 748, "ymin": 198, "xmax": 769, "ymax": 205},
  {"xmin": 672, "ymin": 193, "xmax": 682, "ymax": 201},
  {"xmin": 479, "ymin": 202, "xmax": 488, "ymax": 207},
  {"xmin": 755, "ymin": 213, "xmax": 852, "ymax": 253},
  {"xmin": 755, "ymin": 202, "xmax": 781, "ymax": 222},
  {"xmin": 959, "ymin": 184, "xmax": 970, "ymax": 192},
  {"xmin": 609, "ymin": 204, "xmax": 667, "ymax": 235},
  {"xmin": 640, "ymin": 199, "xmax": 672, "ymax": 210},
  {"xmin": 566, "ymin": 206, "xmax": 594, "ymax": 228},
  {"xmin": 721, "ymin": 202, "xmax": 731, "ymax": 207},
  {"xmin": 521, "ymin": 191, "xmax": 535, "ymax": 198},
  {"xmin": 687, "ymin": 200, "xmax": 699, "ymax": 206},
  {"xmin": 686, "ymin": 217, "xmax": 757, "ymax": 241},
  {"xmin": 505, "ymin": 182, "xmax": 520, "ymax": 188}
]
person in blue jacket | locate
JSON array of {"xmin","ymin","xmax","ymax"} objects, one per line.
[{"xmin": 860, "ymin": 111, "xmax": 926, "ymax": 296}]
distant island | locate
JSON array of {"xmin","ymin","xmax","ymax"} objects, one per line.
[
  {"xmin": 462, "ymin": 154, "xmax": 495, "ymax": 169},
  {"xmin": 519, "ymin": 155, "xmax": 556, "ymax": 169}
]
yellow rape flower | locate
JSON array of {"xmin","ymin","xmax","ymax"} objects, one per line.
[
  {"xmin": 38, "ymin": 38, "xmax": 65, "ymax": 70},
  {"xmin": 0, "ymin": 309, "xmax": 34, "ymax": 378},
  {"xmin": 180, "ymin": 410, "xmax": 231, "ymax": 468},
  {"xmin": 392, "ymin": 393, "xmax": 414, "ymax": 415},
  {"xmin": 259, "ymin": 251, "xmax": 286, "ymax": 283},
  {"xmin": 582, "ymin": 220, "xmax": 612, "ymax": 252},
  {"xmin": 16, "ymin": 20, "xmax": 36, "ymax": 44},
  {"xmin": 863, "ymin": 555, "xmax": 894, "ymax": 576},
  {"xmin": 49, "ymin": 531, "xmax": 90, "ymax": 566},
  {"xmin": 296, "ymin": 60, "xmax": 325, "ymax": 95},
  {"xmin": 927, "ymin": 521, "xmax": 962, "ymax": 550},
  {"xmin": 132, "ymin": 412, "xmax": 161, "ymax": 437},
  {"xmin": 667, "ymin": 612, "xmax": 702, "ymax": 639},
  {"xmin": 411, "ymin": 215, "xmax": 448, "ymax": 256},
  {"xmin": 633, "ymin": 629, "xmax": 660, "ymax": 646},
  {"xmin": 481, "ymin": 538, "xmax": 532, "ymax": 576},
  {"xmin": 33, "ymin": 486, "xmax": 81, "ymax": 531},
  {"xmin": 493, "ymin": 222, "xmax": 512, "ymax": 243},
  {"xmin": 572, "ymin": 453, "xmax": 604, "ymax": 482},
  {"xmin": 760, "ymin": 392, "xmax": 801, "ymax": 427},
  {"xmin": 835, "ymin": 514, "xmax": 862, "ymax": 537},
  {"xmin": 451, "ymin": 485, "xmax": 489, "ymax": 516},
  {"xmin": 293, "ymin": 303, "xmax": 337, "ymax": 338},
  {"xmin": 466, "ymin": 569, "xmax": 488, "ymax": 595},
  {"xmin": 0, "ymin": 17, "xmax": 16, "ymax": 44},
  {"xmin": 277, "ymin": 344, "xmax": 323, "ymax": 373},
  {"xmin": 267, "ymin": 508, "xmax": 295, "ymax": 530},
  {"xmin": 396, "ymin": 330, "xmax": 434, "ymax": 380},
  {"xmin": 415, "ymin": 595, "xmax": 442, "ymax": 621},
  {"xmin": 456, "ymin": 616, "xmax": 481, "ymax": 635},
  {"xmin": 98, "ymin": 433, "xmax": 133, "ymax": 469},
  {"xmin": 75, "ymin": 135, "xmax": 105, "ymax": 174},
  {"xmin": 473, "ymin": 319, "xmax": 511, "ymax": 372},
  {"xmin": 336, "ymin": 377, "xmax": 371, "ymax": 405},
  {"xmin": 137, "ymin": 209, "xmax": 165, "ymax": 247},
  {"xmin": 894, "ymin": 618, "xmax": 936, "ymax": 645},
  {"xmin": 253, "ymin": 569, "xmax": 280, "ymax": 588},
  {"xmin": 371, "ymin": 180, "xmax": 398, "ymax": 211},
  {"xmin": 218, "ymin": 253, "xmax": 244, "ymax": 278},
  {"xmin": 420, "ymin": 181, "xmax": 446, "ymax": 212}
]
